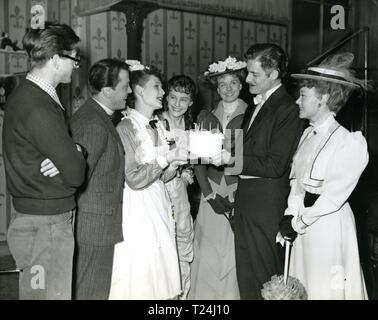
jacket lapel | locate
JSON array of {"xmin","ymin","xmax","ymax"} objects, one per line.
[
  {"xmin": 244, "ymin": 86, "xmax": 287, "ymax": 140},
  {"xmin": 212, "ymin": 101, "xmax": 224, "ymax": 130},
  {"xmin": 226, "ymin": 99, "xmax": 248, "ymax": 129},
  {"xmin": 211, "ymin": 99, "xmax": 248, "ymax": 131},
  {"xmin": 90, "ymin": 99, "xmax": 124, "ymax": 148},
  {"xmin": 241, "ymin": 104, "xmax": 254, "ymax": 133}
]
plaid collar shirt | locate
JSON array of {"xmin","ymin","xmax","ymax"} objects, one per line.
[{"xmin": 26, "ymin": 73, "xmax": 65, "ymax": 110}]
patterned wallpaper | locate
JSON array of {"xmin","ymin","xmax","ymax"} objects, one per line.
[
  {"xmin": 142, "ymin": 9, "xmax": 288, "ymax": 107},
  {"xmin": 0, "ymin": 0, "xmax": 289, "ymax": 238},
  {"xmin": 0, "ymin": 0, "xmax": 289, "ymax": 113}
]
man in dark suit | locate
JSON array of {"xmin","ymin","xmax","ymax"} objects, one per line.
[
  {"xmin": 233, "ymin": 43, "xmax": 304, "ymax": 299},
  {"xmin": 70, "ymin": 59, "xmax": 131, "ymax": 299}
]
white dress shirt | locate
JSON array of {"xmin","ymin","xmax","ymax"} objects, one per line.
[{"xmin": 247, "ymin": 83, "xmax": 282, "ymax": 130}]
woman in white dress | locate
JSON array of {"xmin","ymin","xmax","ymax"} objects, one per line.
[
  {"xmin": 159, "ymin": 75, "xmax": 196, "ymax": 299},
  {"xmin": 278, "ymin": 53, "xmax": 370, "ymax": 300},
  {"xmin": 109, "ymin": 62, "xmax": 187, "ymax": 300}
]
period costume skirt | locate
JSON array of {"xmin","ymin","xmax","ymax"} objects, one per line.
[
  {"xmin": 188, "ymin": 177, "xmax": 239, "ymax": 299},
  {"xmin": 109, "ymin": 180, "xmax": 181, "ymax": 300}
]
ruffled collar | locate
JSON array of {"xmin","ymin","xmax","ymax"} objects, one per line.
[{"xmin": 126, "ymin": 108, "xmax": 152, "ymax": 126}]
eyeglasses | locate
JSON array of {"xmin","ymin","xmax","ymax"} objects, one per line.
[{"xmin": 60, "ymin": 54, "xmax": 81, "ymax": 68}]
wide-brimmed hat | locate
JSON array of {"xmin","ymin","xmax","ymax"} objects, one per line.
[
  {"xmin": 291, "ymin": 53, "xmax": 365, "ymax": 89},
  {"xmin": 200, "ymin": 56, "xmax": 247, "ymax": 86}
]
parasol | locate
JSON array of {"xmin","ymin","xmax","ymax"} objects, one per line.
[{"xmin": 261, "ymin": 240, "xmax": 307, "ymax": 300}]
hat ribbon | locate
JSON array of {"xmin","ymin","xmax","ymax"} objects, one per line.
[{"xmin": 305, "ymin": 67, "xmax": 349, "ymax": 83}]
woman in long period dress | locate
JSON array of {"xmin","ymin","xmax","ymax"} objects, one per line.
[
  {"xmin": 188, "ymin": 57, "xmax": 247, "ymax": 299},
  {"xmin": 278, "ymin": 53, "xmax": 370, "ymax": 300},
  {"xmin": 159, "ymin": 75, "xmax": 196, "ymax": 299},
  {"xmin": 108, "ymin": 64, "xmax": 187, "ymax": 300}
]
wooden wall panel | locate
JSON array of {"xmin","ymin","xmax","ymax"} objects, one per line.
[
  {"xmin": 8, "ymin": 51, "xmax": 28, "ymax": 74},
  {"xmin": 70, "ymin": 0, "xmax": 87, "ymax": 114},
  {"xmin": 213, "ymin": 17, "xmax": 227, "ymax": 61},
  {"xmin": 59, "ymin": 0, "xmax": 71, "ymax": 25},
  {"xmin": 141, "ymin": 17, "xmax": 147, "ymax": 65},
  {"xmin": 47, "ymin": 0, "xmax": 60, "ymax": 23},
  {"xmin": 8, "ymin": 0, "xmax": 27, "ymax": 48},
  {"xmin": 197, "ymin": 14, "xmax": 213, "ymax": 109},
  {"xmin": 0, "ymin": 0, "xmax": 5, "ymax": 33},
  {"xmin": 198, "ymin": 15, "xmax": 213, "ymax": 75},
  {"xmin": 0, "ymin": 113, "xmax": 5, "ymax": 242},
  {"xmin": 183, "ymin": 13, "xmax": 198, "ymax": 78},
  {"xmin": 269, "ymin": 24, "xmax": 281, "ymax": 46},
  {"xmin": 228, "ymin": 19, "xmax": 243, "ymax": 59},
  {"xmin": 166, "ymin": 10, "xmax": 182, "ymax": 79},
  {"xmin": 1, "ymin": 1, "xmax": 289, "ymax": 112},
  {"xmin": 110, "ymin": 11, "xmax": 127, "ymax": 60},
  {"xmin": 89, "ymin": 13, "xmax": 108, "ymax": 65},
  {"xmin": 243, "ymin": 21, "xmax": 256, "ymax": 54},
  {"xmin": 148, "ymin": 9, "xmax": 165, "ymax": 72},
  {"xmin": 256, "ymin": 23, "xmax": 269, "ymax": 43}
]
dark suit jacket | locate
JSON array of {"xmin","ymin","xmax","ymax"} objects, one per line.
[
  {"xmin": 235, "ymin": 85, "xmax": 305, "ymax": 226},
  {"xmin": 239, "ymin": 85, "xmax": 304, "ymax": 180},
  {"xmin": 70, "ymin": 98, "xmax": 125, "ymax": 246},
  {"xmin": 234, "ymin": 86, "xmax": 304, "ymax": 299}
]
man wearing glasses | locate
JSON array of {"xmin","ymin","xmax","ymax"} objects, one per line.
[
  {"xmin": 3, "ymin": 23, "xmax": 86, "ymax": 299},
  {"xmin": 61, "ymin": 54, "xmax": 81, "ymax": 69}
]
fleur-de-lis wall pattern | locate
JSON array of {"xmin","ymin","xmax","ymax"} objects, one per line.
[
  {"xmin": 185, "ymin": 20, "xmax": 195, "ymax": 40},
  {"xmin": 7, "ymin": 0, "xmax": 27, "ymax": 47},
  {"xmin": 244, "ymin": 27, "xmax": 255, "ymax": 48},
  {"xmin": 92, "ymin": 27, "xmax": 106, "ymax": 50},
  {"xmin": 151, "ymin": 52, "xmax": 163, "ymax": 68},
  {"xmin": 216, "ymin": 24, "xmax": 226, "ymax": 44},
  {"xmin": 151, "ymin": 14, "xmax": 162, "ymax": 35},
  {"xmin": 185, "ymin": 56, "xmax": 195, "ymax": 75},
  {"xmin": 10, "ymin": 5, "xmax": 24, "ymax": 29},
  {"xmin": 201, "ymin": 40, "xmax": 211, "ymax": 60},
  {"xmin": 112, "ymin": 11, "xmax": 125, "ymax": 31},
  {"xmin": 1, "ymin": 0, "xmax": 288, "ymax": 112},
  {"xmin": 0, "ymin": 0, "xmax": 289, "ymax": 238}
]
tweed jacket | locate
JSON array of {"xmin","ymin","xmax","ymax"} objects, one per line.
[{"xmin": 70, "ymin": 98, "xmax": 125, "ymax": 246}]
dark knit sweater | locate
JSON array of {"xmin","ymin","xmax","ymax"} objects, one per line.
[{"xmin": 2, "ymin": 79, "xmax": 86, "ymax": 215}]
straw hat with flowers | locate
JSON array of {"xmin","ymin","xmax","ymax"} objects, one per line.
[{"xmin": 200, "ymin": 56, "xmax": 247, "ymax": 86}]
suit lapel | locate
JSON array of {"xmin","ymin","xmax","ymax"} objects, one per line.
[
  {"xmin": 90, "ymin": 99, "xmax": 124, "ymax": 149},
  {"xmin": 244, "ymin": 86, "xmax": 287, "ymax": 139},
  {"xmin": 241, "ymin": 104, "xmax": 255, "ymax": 134}
]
